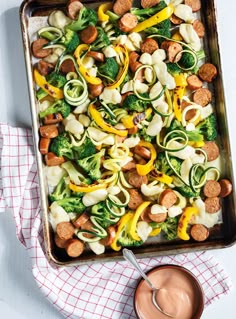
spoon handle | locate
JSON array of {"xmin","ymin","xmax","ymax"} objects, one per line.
[{"xmin": 123, "ymin": 248, "xmax": 156, "ymax": 290}]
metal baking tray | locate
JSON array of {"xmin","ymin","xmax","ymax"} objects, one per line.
[{"xmin": 20, "ymin": 0, "xmax": 236, "ymax": 267}]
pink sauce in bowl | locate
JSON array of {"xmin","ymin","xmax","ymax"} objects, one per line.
[{"xmin": 134, "ymin": 265, "xmax": 204, "ymax": 319}]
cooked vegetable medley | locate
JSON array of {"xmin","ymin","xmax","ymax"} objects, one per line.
[{"xmin": 32, "ymin": 0, "xmax": 233, "ymax": 258}]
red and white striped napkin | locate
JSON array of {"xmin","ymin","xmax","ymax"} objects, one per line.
[{"xmin": 0, "ymin": 123, "xmax": 232, "ymax": 319}]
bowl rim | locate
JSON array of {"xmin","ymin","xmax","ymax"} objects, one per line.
[{"xmin": 133, "ymin": 263, "xmax": 205, "ymax": 319}]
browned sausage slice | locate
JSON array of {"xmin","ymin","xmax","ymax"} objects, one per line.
[
  {"xmin": 193, "ymin": 19, "xmax": 205, "ymax": 38},
  {"xmin": 127, "ymin": 170, "xmax": 148, "ymax": 188},
  {"xmin": 38, "ymin": 60, "xmax": 54, "ymax": 76},
  {"xmin": 66, "ymin": 238, "xmax": 84, "ymax": 257},
  {"xmin": 128, "ymin": 126, "xmax": 139, "ymax": 135},
  {"xmin": 87, "ymin": 51, "xmax": 105, "ymax": 62},
  {"xmin": 39, "ymin": 124, "xmax": 59, "ymax": 138},
  {"xmin": 122, "ymin": 160, "xmax": 137, "ymax": 171},
  {"xmin": 31, "ymin": 38, "xmax": 52, "ymax": 58},
  {"xmin": 67, "ymin": 0, "xmax": 83, "ymax": 20},
  {"xmin": 134, "ymin": 145, "xmax": 151, "ymax": 160},
  {"xmin": 80, "ymin": 25, "xmax": 98, "ymax": 44},
  {"xmin": 54, "ymin": 234, "xmax": 68, "ymax": 249},
  {"xmin": 60, "ymin": 59, "xmax": 76, "ymax": 74},
  {"xmin": 198, "ymin": 63, "xmax": 217, "ymax": 83},
  {"xmin": 118, "ymin": 13, "xmax": 138, "ymax": 33},
  {"xmin": 170, "ymin": 14, "xmax": 183, "ymax": 25},
  {"xmin": 159, "ymin": 189, "xmax": 177, "ymax": 208},
  {"xmin": 192, "ymin": 88, "xmax": 212, "ymax": 107},
  {"xmin": 88, "ymin": 83, "xmax": 104, "ymax": 97},
  {"xmin": 80, "ymin": 220, "xmax": 95, "ymax": 238},
  {"xmin": 161, "ymin": 41, "xmax": 183, "ymax": 63},
  {"xmin": 100, "ymin": 226, "xmax": 116, "ymax": 246},
  {"xmin": 186, "ymin": 74, "xmax": 203, "ymax": 91},
  {"xmin": 128, "ymin": 189, "xmax": 144, "ymax": 210},
  {"xmin": 140, "ymin": 206, "xmax": 152, "ymax": 222},
  {"xmin": 129, "ymin": 51, "xmax": 140, "ymax": 72},
  {"xmin": 141, "ymin": 38, "xmax": 159, "ymax": 54},
  {"xmin": 148, "ymin": 211, "xmax": 167, "ymax": 223},
  {"xmin": 39, "ymin": 137, "xmax": 50, "ymax": 155},
  {"xmin": 56, "ymin": 221, "xmax": 75, "ymax": 240},
  {"xmin": 73, "ymin": 212, "xmax": 90, "ymax": 228},
  {"xmin": 141, "ymin": 0, "xmax": 161, "ymax": 8},
  {"xmin": 43, "ymin": 113, "xmax": 63, "ymax": 125},
  {"xmin": 181, "ymin": 100, "xmax": 196, "ymax": 121},
  {"xmin": 202, "ymin": 142, "xmax": 220, "ymax": 162},
  {"xmin": 219, "ymin": 179, "xmax": 233, "ymax": 198},
  {"xmin": 184, "ymin": 0, "xmax": 201, "ymax": 12},
  {"xmin": 45, "ymin": 152, "xmax": 65, "ymax": 166},
  {"xmin": 190, "ymin": 224, "xmax": 209, "ymax": 241},
  {"xmin": 203, "ymin": 180, "xmax": 221, "ymax": 198},
  {"xmin": 113, "ymin": 0, "xmax": 132, "ymax": 16},
  {"xmin": 205, "ymin": 197, "xmax": 221, "ymax": 214}
]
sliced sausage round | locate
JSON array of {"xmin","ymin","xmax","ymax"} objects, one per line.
[
  {"xmin": 56, "ymin": 221, "xmax": 75, "ymax": 240},
  {"xmin": 198, "ymin": 63, "xmax": 217, "ymax": 82},
  {"xmin": 60, "ymin": 59, "xmax": 76, "ymax": 74},
  {"xmin": 148, "ymin": 211, "xmax": 167, "ymax": 223},
  {"xmin": 128, "ymin": 126, "xmax": 139, "ymax": 135},
  {"xmin": 87, "ymin": 51, "xmax": 105, "ymax": 62},
  {"xmin": 170, "ymin": 14, "xmax": 183, "ymax": 25},
  {"xmin": 134, "ymin": 145, "xmax": 151, "ymax": 160},
  {"xmin": 73, "ymin": 212, "xmax": 90, "ymax": 228},
  {"xmin": 161, "ymin": 41, "xmax": 183, "ymax": 63},
  {"xmin": 141, "ymin": 0, "xmax": 161, "ymax": 8},
  {"xmin": 88, "ymin": 83, "xmax": 104, "ymax": 97},
  {"xmin": 219, "ymin": 179, "xmax": 233, "ymax": 198},
  {"xmin": 202, "ymin": 142, "xmax": 220, "ymax": 162},
  {"xmin": 38, "ymin": 60, "xmax": 54, "ymax": 76},
  {"xmin": 122, "ymin": 160, "xmax": 137, "ymax": 171},
  {"xmin": 184, "ymin": 0, "xmax": 201, "ymax": 12},
  {"xmin": 141, "ymin": 38, "xmax": 159, "ymax": 54},
  {"xmin": 129, "ymin": 51, "xmax": 141, "ymax": 73},
  {"xmin": 31, "ymin": 38, "xmax": 52, "ymax": 59},
  {"xmin": 187, "ymin": 74, "xmax": 203, "ymax": 91},
  {"xmin": 190, "ymin": 224, "xmax": 209, "ymax": 241},
  {"xmin": 140, "ymin": 206, "xmax": 152, "ymax": 222},
  {"xmin": 181, "ymin": 100, "xmax": 196, "ymax": 121},
  {"xmin": 66, "ymin": 238, "xmax": 84, "ymax": 257},
  {"xmin": 45, "ymin": 152, "xmax": 65, "ymax": 166},
  {"xmin": 39, "ymin": 137, "xmax": 50, "ymax": 155},
  {"xmin": 193, "ymin": 19, "xmax": 205, "ymax": 38},
  {"xmin": 80, "ymin": 220, "xmax": 95, "ymax": 238},
  {"xmin": 43, "ymin": 113, "xmax": 63, "ymax": 125},
  {"xmin": 203, "ymin": 180, "xmax": 221, "ymax": 198},
  {"xmin": 113, "ymin": 0, "xmax": 132, "ymax": 16},
  {"xmin": 99, "ymin": 226, "xmax": 116, "ymax": 246},
  {"xmin": 118, "ymin": 13, "xmax": 138, "ymax": 33},
  {"xmin": 193, "ymin": 88, "xmax": 212, "ymax": 107},
  {"xmin": 159, "ymin": 189, "xmax": 177, "ymax": 208},
  {"xmin": 80, "ymin": 25, "xmax": 98, "ymax": 44},
  {"xmin": 127, "ymin": 170, "xmax": 148, "ymax": 188},
  {"xmin": 67, "ymin": 0, "xmax": 83, "ymax": 20},
  {"xmin": 128, "ymin": 188, "xmax": 144, "ymax": 210},
  {"xmin": 54, "ymin": 234, "xmax": 68, "ymax": 249},
  {"xmin": 39, "ymin": 124, "xmax": 59, "ymax": 138},
  {"xmin": 205, "ymin": 196, "xmax": 221, "ymax": 214}
]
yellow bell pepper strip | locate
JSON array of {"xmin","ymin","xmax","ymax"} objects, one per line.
[
  {"xmin": 89, "ymin": 103, "xmax": 128, "ymax": 137},
  {"xmin": 111, "ymin": 212, "xmax": 134, "ymax": 251},
  {"xmin": 74, "ymin": 44, "xmax": 102, "ymax": 85},
  {"xmin": 121, "ymin": 108, "xmax": 152, "ymax": 129},
  {"xmin": 131, "ymin": 4, "xmax": 174, "ymax": 33},
  {"xmin": 107, "ymin": 45, "xmax": 129, "ymax": 90},
  {"xmin": 173, "ymin": 74, "xmax": 188, "ymax": 122},
  {"xmin": 172, "ymin": 32, "xmax": 183, "ymax": 41},
  {"xmin": 151, "ymin": 169, "xmax": 173, "ymax": 185},
  {"xmin": 177, "ymin": 206, "xmax": 199, "ymax": 240},
  {"xmin": 136, "ymin": 141, "xmax": 157, "ymax": 176},
  {"xmin": 34, "ymin": 69, "xmax": 64, "ymax": 99},
  {"xmin": 149, "ymin": 227, "xmax": 161, "ymax": 237},
  {"xmin": 98, "ymin": 2, "xmax": 113, "ymax": 22},
  {"xmin": 130, "ymin": 201, "xmax": 152, "ymax": 241},
  {"xmin": 69, "ymin": 182, "xmax": 107, "ymax": 193}
]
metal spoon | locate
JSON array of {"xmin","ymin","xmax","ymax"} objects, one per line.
[{"xmin": 123, "ymin": 248, "xmax": 175, "ymax": 318}]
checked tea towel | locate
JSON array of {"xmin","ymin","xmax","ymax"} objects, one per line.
[{"xmin": 0, "ymin": 123, "xmax": 232, "ymax": 319}]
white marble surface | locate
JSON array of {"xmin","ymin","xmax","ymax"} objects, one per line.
[{"xmin": 0, "ymin": 1, "xmax": 235, "ymax": 318}]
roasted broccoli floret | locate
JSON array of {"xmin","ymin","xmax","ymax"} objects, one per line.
[
  {"xmin": 166, "ymin": 63, "xmax": 182, "ymax": 76},
  {"xmin": 144, "ymin": 19, "xmax": 171, "ymax": 40},
  {"xmin": 98, "ymin": 57, "xmax": 119, "ymax": 82},
  {"xmin": 131, "ymin": 1, "xmax": 167, "ymax": 20},
  {"xmin": 195, "ymin": 114, "xmax": 217, "ymax": 141},
  {"xmin": 56, "ymin": 197, "xmax": 86, "ymax": 213},
  {"xmin": 39, "ymin": 99, "xmax": 71, "ymax": 119},
  {"xmin": 150, "ymin": 217, "xmax": 178, "ymax": 241},
  {"xmin": 66, "ymin": 7, "xmax": 98, "ymax": 31},
  {"xmin": 76, "ymin": 149, "xmax": 105, "ymax": 181},
  {"xmin": 49, "ymin": 175, "xmax": 71, "ymax": 202},
  {"xmin": 61, "ymin": 161, "xmax": 92, "ymax": 185},
  {"xmin": 50, "ymin": 132, "xmax": 74, "ymax": 159},
  {"xmin": 90, "ymin": 27, "xmax": 110, "ymax": 51},
  {"xmin": 91, "ymin": 202, "xmax": 117, "ymax": 228},
  {"xmin": 138, "ymin": 125, "xmax": 154, "ymax": 143},
  {"xmin": 176, "ymin": 184, "xmax": 200, "ymax": 198},
  {"xmin": 72, "ymin": 137, "xmax": 97, "ymax": 160},
  {"xmin": 36, "ymin": 72, "xmax": 67, "ymax": 100},
  {"xmin": 59, "ymin": 29, "xmax": 80, "ymax": 53},
  {"xmin": 178, "ymin": 49, "xmax": 205, "ymax": 71},
  {"xmin": 123, "ymin": 94, "xmax": 150, "ymax": 113},
  {"xmin": 168, "ymin": 119, "xmax": 204, "ymax": 143},
  {"xmin": 117, "ymin": 220, "xmax": 143, "ymax": 247},
  {"xmin": 155, "ymin": 152, "xmax": 182, "ymax": 176}
]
